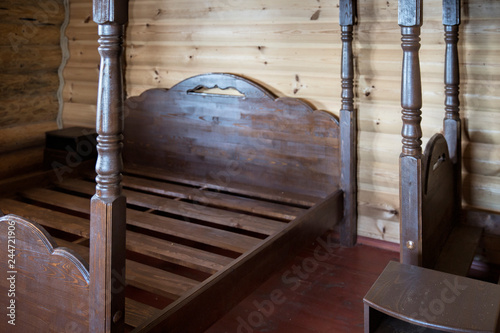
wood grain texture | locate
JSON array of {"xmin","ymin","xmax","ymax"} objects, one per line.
[
  {"xmin": 0, "ymin": 214, "xmax": 89, "ymax": 332},
  {"xmin": 0, "ymin": 146, "xmax": 45, "ymax": 180},
  {"xmin": 398, "ymin": 0, "xmax": 423, "ymax": 27},
  {"xmin": 62, "ymin": 0, "xmax": 500, "ymax": 244},
  {"xmin": 399, "ymin": 22, "xmax": 423, "ymax": 266},
  {"xmin": 339, "ymin": 2, "xmax": 357, "ymax": 246},
  {"xmin": 134, "ymin": 190, "xmax": 343, "ymax": 333},
  {"xmin": 0, "ymin": 0, "xmax": 63, "ymax": 179},
  {"xmin": 364, "ymin": 261, "xmax": 500, "ymax": 332},
  {"xmin": 443, "ymin": 0, "xmax": 460, "ymax": 26},
  {"xmin": 90, "ymin": 10, "xmax": 127, "ymax": 331},
  {"xmin": 420, "ymin": 134, "xmax": 455, "ymax": 269},
  {"xmin": 123, "ymin": 73, "xmax": 340, "ymax": 200}
]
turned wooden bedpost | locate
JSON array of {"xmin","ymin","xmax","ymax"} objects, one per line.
[
  {"xmin": 339, "ymin": 0, "xmax": 357, "ymax": 247},
  {"xmin": 91, "ymin": 1, "xmax": 128, "ymax": 332},
  {"xmin": 399, "ymin": 0, "xmax": 423, "ymax": 266},
  {"xmin": 443, "ymin": 0, "xmax": 461, "ymax": 218}
]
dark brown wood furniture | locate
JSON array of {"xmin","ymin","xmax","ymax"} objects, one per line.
[
  {"xmin": 364, "ymin": 0, "xmax": 499, "ymax": 332},
  {"xmin": 0, "ymin": 0, "xmax": 358, "ymax": 332},
  {"xmin": 398, "ymin": 0, "xmax": 482, "ymax": 277},
  {"xmin": 364, "ymin": 261, "xmax": 500, "ymax": 333}
]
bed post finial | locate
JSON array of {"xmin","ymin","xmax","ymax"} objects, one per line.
[
  {"xmin": 399, "ymin": 0, "xmax": 423, "ymax": 266},
  {"xmin": 90, "ymin": 1, "xmax": 128, "ymax": 332},
  {"xmin": 339, "ymin": 0, "xmax": 357, "ymax": 247}
]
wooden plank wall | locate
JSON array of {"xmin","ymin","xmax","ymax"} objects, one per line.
[
  {"xmin": 62, "ymin": 0, "xmax": 500, "ymax": 244},
  {"xmin": 0, "ymin": 0, "xmax": 64, "ymax": 179}
]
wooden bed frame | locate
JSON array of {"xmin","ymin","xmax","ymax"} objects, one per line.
[
  {"xmin": 363, "ymin": 1, "xmax": 500, "ymax": 332},
  {"xmin": 398, "ymin": 0, "xmax": 483, "ymax": 276},
  {"xmin": 0, "ymin": 0, "xmax": 358, "ymax": 332}
]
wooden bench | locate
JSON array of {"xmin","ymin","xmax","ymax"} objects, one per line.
[{"xmin": 364, "ymin": 261, "xmax": 500, "ymax": 333}]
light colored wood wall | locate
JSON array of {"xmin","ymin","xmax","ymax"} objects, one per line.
[
  {"xmin": 0, "ymin": 0, "xmax": 64, "ymax": 179},
  {"xmin": 62, "ymin": 0, "xmax": 500, "ymax": 244}
]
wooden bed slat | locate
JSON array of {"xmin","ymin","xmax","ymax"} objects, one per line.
[
  {"xmin": 122, "ymin": 175, "xmax": 305, "ymax": 221},
  {"xmin": 126, "ymin": 164, "xmax": 321, "ymax": 208},
  {"xmin": 125, "ymin": 299, "xmax": 160, "ymax": 329},
  {"xmin": 55, "ymin": 178, "xmax": 286, "ymax": 236},
  {"xmin": 20, "ymin": 184, "xmax": 267, "ymax": 251},
  {"xmin": 53, "ymin": 178, "xmax": 264, "ymax": 252},
  {"xmin": 21, "ymin": 187, "xmax": 90, "ymax": 215},
  {"xmin": 54, "ymin": 238, "xmax": 198, "ymax": 299},
  {"xmin": 0, "ymin": 198, "xmax": 90, "ymax": 237},
  {"xmin": 126, "ymin": 231, "xmax": 232, "ymax": 274},
  {"xmin": 124, "ymin": 260, "xmax": 197, "ymax": 300},
  {"xmin": 126, "ymin": 210, "xmax": 260, "ymax": 254},
  {"xmin": 135, "ymin": 190, "xmax": 343, "ymax": 333},
  {"xmin": 1, "ymin": 195, "xmax": 232, "ymax": 274},
  {"xmin": 124, "ymin": 190, "xmax": 285, "ymax": 235},
  {"xmin": 67, "ymin": 174, "xmax": 305, "ymax": 220},
  {"xmin": 53, "ymin": 179, "xmax": 265, "ymax": 252}
]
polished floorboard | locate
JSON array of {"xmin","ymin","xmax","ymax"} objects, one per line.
[{"xmin": 205, "ymin": 232, "xmax": 399, "ymax": 333}]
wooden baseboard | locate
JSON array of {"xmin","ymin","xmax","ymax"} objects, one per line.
[
  {"xmin": 356, "ymin": 235, "xmax": 399, "ymax": 253},
  {"xmin": 329, "ymin": 230, "xmax": 399, "ymax": 253}
]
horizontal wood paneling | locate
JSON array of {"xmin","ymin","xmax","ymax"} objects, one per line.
[
  {"xmin": 62, "ymin": 0, "xmax": 500, "ymax": 244},
  {"xmin": 0, "ymin": 0, "xmax": 65, "ymax": 179}
]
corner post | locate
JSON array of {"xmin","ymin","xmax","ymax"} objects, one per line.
[
  {"xmin": 339, "ymin": 0, "xmax": 357, "ymax": 247},
  {"xmin": 398, "ymin": 0, "xmax": 423, "ymax": 266},
  {"xmin": 90, "ymin": 1, "xmax": 128, "ymax": 332},
  {"xmin": 443, "ymin": 0, "xmax": 461, "ymax": 219}
]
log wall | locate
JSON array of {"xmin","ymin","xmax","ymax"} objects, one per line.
[
  {"xmin": 0, "ymin": 0, "xmax": 65, "ymax": 179},
  {"xmin": 62, "ymin": 0, "xmax": 500, "ymax": 244}
]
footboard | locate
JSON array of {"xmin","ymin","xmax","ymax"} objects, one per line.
[
  {"xmin": 421, "ymin": 134, "xmax": 456, "ymax": 268},
  {"xmin": 0, "ymin": 214, "xmax": 89, "ymax": 332}
]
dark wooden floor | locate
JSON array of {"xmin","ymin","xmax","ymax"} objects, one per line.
[{"xmin": 205, "ymin": 231, "xmax": 399, "ymax": 333}]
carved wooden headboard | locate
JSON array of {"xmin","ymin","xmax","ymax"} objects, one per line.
[{"xmin": 123, "ymin": 73, "xmax": 340, "ymax": 199}]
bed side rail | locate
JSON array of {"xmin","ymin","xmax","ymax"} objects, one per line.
[
  {"xmin": 133, "ymin": 190, "xmax": 343, "ymax": 333},
  {"xmin": 0, "ymin": 214, "xmax": 89, "ymax": 332}
]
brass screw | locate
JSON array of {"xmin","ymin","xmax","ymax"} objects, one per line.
[{"xmin": 406, "ymin": 240, "xmax": 415, "ymax": 250}]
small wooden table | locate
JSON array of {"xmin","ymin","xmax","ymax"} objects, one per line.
[{"xmin": 364, "ymin": 261, "xmax": 500, "ymax": 332}]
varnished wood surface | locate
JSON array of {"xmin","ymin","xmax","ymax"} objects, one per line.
[
  {"xmin": 399, "ymin": 19, "xmax": 423, "ymax": 266},
  {"xmin": 133, "ymin": 190, "xmax": 342, "ymax": 332},
  {"xmin": 206, "ymin": 237, "xmax": 399, "ymax": 333},
  {"xmin": 61, "ymin": 0, "xmax": 500, "ymax": 244},
  {"xmin": 364, "ymin": 261, "xmax": 500, "ymax": 333},
  {"xmin": 0, "ymin": 215, "xmax": 89, "ymax": 332},
  {"xmin": 0, "ymin": 161, "xmax": 338, "ymax": 331},
  {"xmin": 91, "ymin": 3, "xmax": 128, "ymax": 329},
  {"xmin": 420, "ymin": 134, "xmax": 455, "ymax": 269},
  {"xmin": 339, "ymin": 1, "xmax": 357, "ymax": 246},
  {"xmin": 433, "ymin": 225, "xmax": 482, "ymax": 276},
  {"xmin": 123, "ymin": 73, "xmax": 340, "ymax": 200}
]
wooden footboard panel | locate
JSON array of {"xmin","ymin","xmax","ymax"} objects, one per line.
[
  {"xmin": 421, "ymin": 134, "xmax": 456, "ymax": 269},
  {"xmin": 0, "ymin": 215, "xmax": 89, "ymax": 332}
]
